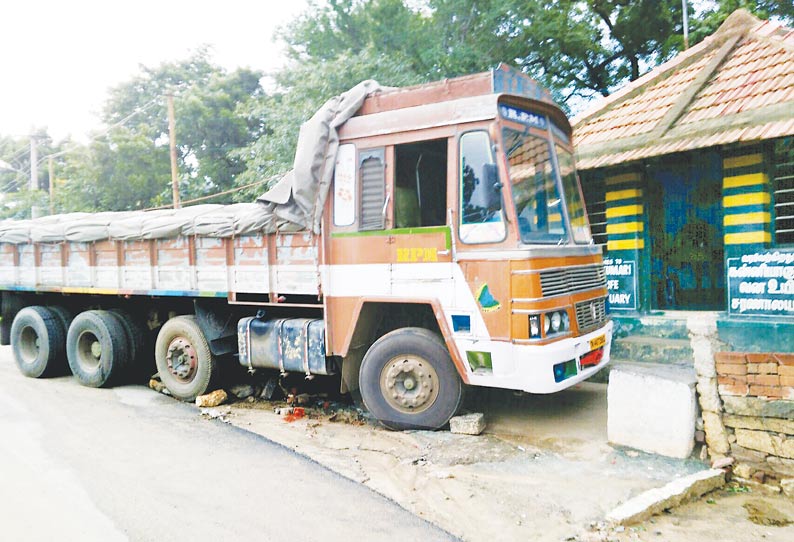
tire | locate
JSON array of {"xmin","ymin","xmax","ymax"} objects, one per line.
[
  {"xmin": 10, "ymin": 306, "xmax": 68, "ymax": 378},
  {"xmin": 359, "ymin": 327, "xmax": 463, "ymax": 431},
  {"xmin": 110, "ymin": 309, "xmax": 153, "ymax": 380},
  {"xmin": 49, "ymin": 306, "xmax": 74, "ymax": 338},
  {"xmin": 155, "ymin": 315, "xmax": 218, "ymax": 401},
  {"xmin": 66, "ymin": 310, "xmax": 130, "ymax": 388}
]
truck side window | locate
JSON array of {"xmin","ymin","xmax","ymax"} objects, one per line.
[
  {"xmin": 394, "ymin": 139, "xmax": 447, "ymax": 229},
  {"xmin": 459, "ymin": 131, "xmax": 506, "ymax": 243},
  {"xmin": 359, "ymin": 148, "xmax": 386, "ymax": 231}
]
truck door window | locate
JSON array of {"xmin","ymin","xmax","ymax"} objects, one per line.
[
  {"xmin": 359, "ymin": 148, "xmax": 386, "ymax": 231},
  {"xmin": 333, "ymin": 143, "xmax": 356, "ymax": 227},
  {"xmin": 394, "ymin": 139, "xmax": 447, "ymax": 228},
  {"xmin": 459, "ymin": 131, "xmax": 506, "ymax": 244}
]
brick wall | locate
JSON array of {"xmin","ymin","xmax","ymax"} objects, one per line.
[
  {"xmin": 712, "ymin": 351, "xmax": 794, "ymax": 480},
  {"xmin": 715, "ymin": 352, "xmax": 794, "ymax": 400}
]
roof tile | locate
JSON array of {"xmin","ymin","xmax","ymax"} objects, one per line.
[{"xmin": 574, "ymin": 11, "xmax": 794, "ymax": 169}]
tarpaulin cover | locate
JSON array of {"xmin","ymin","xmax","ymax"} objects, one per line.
[
  {"xmin": 258, "ymin": 79, "xmax": 382, "ymax": 233},
  {"xmin": 0, "ymin": 80, "xmax": 383, "ymax": 245}
]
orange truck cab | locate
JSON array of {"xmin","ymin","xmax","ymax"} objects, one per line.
[{"xmin": 322, "ymin": 65, "xmax": 612, "ymax": 428}]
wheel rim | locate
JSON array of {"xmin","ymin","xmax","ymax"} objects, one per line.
[
  {"xmin": 18, "ymin": 326, "xmax": 40, "ymax": 364},
  {"xmin": 166, "ymin": 337, "xmax": 198, "ymax": 384},
  {"xmin": 379, "ymin": 354, "xmax": 440, "ymax": 414},
  {"xmin": 76, "ymin": 330, "xmax": 102, "ymax": 370}
]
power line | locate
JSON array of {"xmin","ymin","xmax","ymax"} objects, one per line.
[
  {"xmin": 142, "ymin": 174, "xmax": 283, "ymax": 211},
  {"xmin": 37, "ymin": 97, "xmax": 163, "ymax": 164}
]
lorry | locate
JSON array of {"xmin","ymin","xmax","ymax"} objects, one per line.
[{"xmin": 0, "ymin": 65, "xmax": 612, "ymax": 430}]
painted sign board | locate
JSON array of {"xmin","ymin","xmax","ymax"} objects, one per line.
[
  {"xmin": 727, "ymin": 250, "xmax": 794, "ymax": 317},
  {"xmin": 604, "ymin": 257, "xmax": 637, "ymax": 311}
]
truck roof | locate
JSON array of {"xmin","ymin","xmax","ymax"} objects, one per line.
[
  {"xmin": 340, "ymin": 64, "xmax": 570, "ymax": 142},
  {"xmin": 357, "ymin": 63, "xmax": 556, "ymax": 116}
]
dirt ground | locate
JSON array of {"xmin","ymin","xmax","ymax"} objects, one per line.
[{"xmin": 196, "ymin": 380, "xmax": 794, "ymax": 542}]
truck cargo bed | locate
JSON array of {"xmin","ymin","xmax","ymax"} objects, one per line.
[{"xmin": 0, "ymin": 232, "xmax": 320, "ymax": 301}]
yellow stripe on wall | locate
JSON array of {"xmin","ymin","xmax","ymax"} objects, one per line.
[
  {"xmin": 723, "ymin": 192, "xmax": 770, "ymax": 207},
  {"xmin": 605, "ymin": 172, "xmax": 640, "ymax": 186},
  {"xmin": 723, "ymin": 153, "xmax": 763, "ymax": 170},
  {"xmin": 606, "ymin": 204, "xmax": 643, "ymax": 218},
  {"xmin": 606, "ymin": 188, "xmax": 642, "ymax": 202},
  {"xmin": 607, "ymin": 238, "xmax": 645, "ymax": 251},
  {"xmin": 723, "ymin": 212, "xmax": 771, "ymax": 226},
  {"xmin": 723, "ymin": 172, "xmax": 768, "ymax": 189},
  {"xmin": 606, "ymin": 221, "xmax": 644, "ymax": 234},
  {"xmin": 724, "ymin": 231, "xmax": 772, "ymax": 245}
]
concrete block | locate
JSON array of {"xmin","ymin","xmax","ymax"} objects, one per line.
[
  {"xmin": 606, "ymin": 469, "xmax": 725, "ymax": 525},
  {"xmin": 449, "ymin": 413, "xmax": 485, "ymax": 435},
  {"xmin": 608, "ymin": 363, "xmax": 697, "ymax": 458}
]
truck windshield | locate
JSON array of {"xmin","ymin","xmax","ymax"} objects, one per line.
[
  {"xmin": 555, "ymin": 142, "xmax": 592, "ymax": 244},
  {"xmin": 502, "ymin": 127, "xmax": 591, "ymax": 245}
]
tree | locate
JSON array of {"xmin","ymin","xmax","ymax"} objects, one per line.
[
  {"xmin": 232, "ymin": 46, "xmax": 424, "ymax": 199},
  {"xmin": 56, "ymin": 129, "xmax": 171, "ymax": 212},
  {"xmin": 690, "ymin": 0, "xmax": 794, "ymax": 44},
  {"xmin": 92, "ymin": 49, "xmax": 264, "ymax": 208}
]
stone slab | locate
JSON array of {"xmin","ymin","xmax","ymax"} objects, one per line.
[
  {"xmin": 606, "ymin": 469, "xmax": 726, "ymax": 525},
  {"xmin": 722, "ymin": 396, "xmax": 794, "ymax": 419},
  {"xmin": 608, "ymin": 363, "xmax": 697, "ymax": 459},
  {"xmin": 723, "ymin": 414, "xmax": 794, "ymax": 435},
  {"xmin": 735, "ymin": 428, "xmax": 794, "ymax": 459},
  {"xmin": 449, "ymin": 413, "xmax": 486, "ymax": 435}
]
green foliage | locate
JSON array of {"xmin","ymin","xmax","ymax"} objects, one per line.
[
  {"xmin": 56, "ymin": 129, "xmax": 171, "ymax": 212},
  {"xmin": 0, "ymin": 189, "xmax": 49, "ymax": 220},
  {"xmin": 232, "ymin": 47, "xmax": 424, "ymax": 200},
  {"xmin": 57, "ymin": 48, "xmax": 266, "ymax": 211},
  {"xmin": 690, "ymin": 0, "xmax": 794, "ymax": 44}
]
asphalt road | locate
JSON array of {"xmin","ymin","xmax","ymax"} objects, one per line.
[{"xmin": 0, "ymin": 345, "xmax": 456, "ymax": 542}]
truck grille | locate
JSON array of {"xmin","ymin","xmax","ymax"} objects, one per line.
[
  {"xmin": 540, "ymin": 265, "xmax": 606, "ymax": 297},
  {"xmin": 575, "ymin": 297, "xmax": 608, "ymax": 331}
]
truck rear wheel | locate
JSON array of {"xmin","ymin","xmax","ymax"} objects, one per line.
[
  {"xmin": 155, "ymin": 315, "xmax": 217, "ymax": 402},
  {"xmin": 359, "ymin": 327, "xmax": 463, "ymax": 431},
  {"xmin": 66, "ymin": 310, "xmax": 130, "ymax": 388},
  {"xmin": 10, "ymin": 306, "xmax": 68, "ymax": 378},
  {"xmin": 110, "ymin": 309, "xmax": 152, "ymax": 380}
]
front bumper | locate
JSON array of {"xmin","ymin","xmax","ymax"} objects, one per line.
[{"xmin": 456, "ymin": 320, "xmax": 613, "ymax": 393}]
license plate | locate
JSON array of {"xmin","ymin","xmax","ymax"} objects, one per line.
[{"xmin": 589, "ymin": 334, "xmax": 606, "ymax": 350}]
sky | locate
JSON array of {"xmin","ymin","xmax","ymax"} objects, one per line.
[{"xmin": 0, "ymin": 0, "xmax": 308, "ymax": 142}]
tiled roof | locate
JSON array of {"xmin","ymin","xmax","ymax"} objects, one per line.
[{"xmin": 573, "ymin": 10, "xmax": 794, "ymax": 170}]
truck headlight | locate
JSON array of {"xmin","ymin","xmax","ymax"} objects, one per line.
[
  {"xmin": 529, "ymin": 314, "xmax": 541, "ymax": 338},
  {"xmin": 550, "ymin": 311, "xmax": 562, "ymax": 332}
]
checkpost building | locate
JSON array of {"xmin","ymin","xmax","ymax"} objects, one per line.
[{"xmin": 573, "ymin": 10, "xmax": 794, "ymax": 475}]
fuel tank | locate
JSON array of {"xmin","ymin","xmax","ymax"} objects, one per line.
[{"xmin": 237, "ymin": 317, "xmax": 335, "ymax": 376}]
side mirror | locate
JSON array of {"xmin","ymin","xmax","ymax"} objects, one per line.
[{"xmin": 482, "ymin": 163, "xmax": 502, "ymax": 211}]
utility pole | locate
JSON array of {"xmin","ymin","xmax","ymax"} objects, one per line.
[
  {"xmin": 682, "ymin": 0, "xmax": 690, "ymax": 50},
  {"xmin": 29, "ymin": 136, "xmax": 38, "ymax": 191},
  {"xmin": 49, "ymin": 157, "xmax": 55, "ymax": 215},
  {"xmin": 167, "ymin": 94, "xmax": 181, "ymax": 209}
]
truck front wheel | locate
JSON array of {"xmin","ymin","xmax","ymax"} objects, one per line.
[
  {"xmin": 359, "ymin": 327, "xmax": 463, "ymax": 431},
  {"xmin": 10, "ymin": 306, "xmax": 68, "ymax": 378},
  {"xmin": 155, "ymin": 316, "xmax": 217, "ymax": 401}
]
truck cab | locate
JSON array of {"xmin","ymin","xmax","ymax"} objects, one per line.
[{"xmin": 323, "ymin": 65, "xmax": 612, "ymax": 429}]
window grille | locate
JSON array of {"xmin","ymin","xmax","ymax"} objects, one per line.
[
  {"xmin": 580, "ymin": 171, "xmax": 607, "ymax": 248},
  {"xmin": 774, "ymin": 138, "xmax": 794, "ymax": 245}
]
